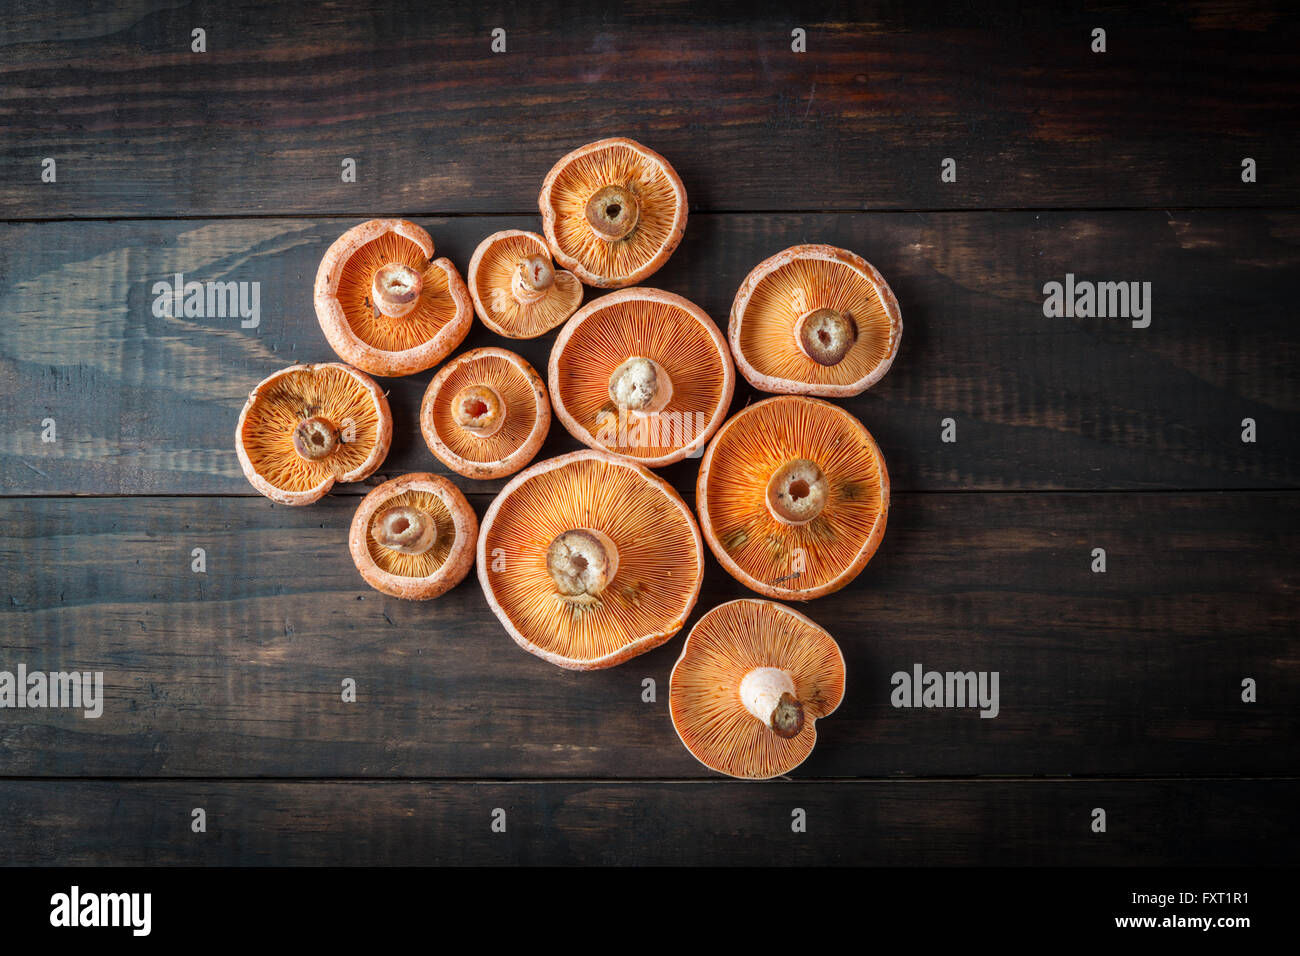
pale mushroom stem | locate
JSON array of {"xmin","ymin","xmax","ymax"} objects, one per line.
[
  {"xmin": 765, "ymin": 459, "xmax": 829, "ymax": 526},
  {"xmin": 452, "ymin": 384, "xmax": 507, "ymax": 438},
  {"xmin": 608, "ymin": 356, "xmax": 673, "ymax": 415},
  {"xmin": 794, "ymin": 308, "xmax": 858, "ymax": 366},
  {"xmin": 371, "ymin": 505, "xmax": 438, "ymax": 555},
  {"xmin": 547, "ymin": 529, "xmax": 620, "ymax": 605},
  {"xmin": 585, "ymin": 185, "xmax": 640, "ymax": 241},
  {"xmin": 292, "ymin": 416, "xmax": 340, "ymax": 462},
  {"xmin": 372, "ymin": 263, "xmax": 424, "ymax": 318},
  {"xmin": 739, "ymin": 667, "xmax": 805, "ymax": 739},
  {"xmin": 511, "ymin": 255, "xmax": 555, "ymax": 304}
]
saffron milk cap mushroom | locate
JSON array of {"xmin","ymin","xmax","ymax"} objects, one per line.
[
  {"xmin": 549, "ymin": 288, "xmax": 734, "ymax": 467},
  {"xmin": 696, "ymin": 395, "xmax": 889, "ymax": 600},
  {"xmin": 477, "ymin": 449, "xmax": 704, "ymax": 670},
  {"xmin": 467, "ymin": 230, "xmax": 583, "ymax": 338},
  {"xmin": 538, "ymin": 138, "xmax": 688, "ymax": 288},
  {"xmin": 730, "ymin": 244, "xmax": 902, "ymax": 397},
  {"xmin": 315, "ymin": 219, "xmax": 473, "ymax": 377},
  {"xmin": 670, "ymin": 598, "xmax": 846, "ymax": 779},
  {"xmin": 420, "ymin": 347, "xmax": 551, "ymax": 480},
  {"xmin": 236, "ymin": 363, "xmax": 392, "ymax": 505},
  {"xmin": 349, "ymin": 473, "xmax": 478, "ymax": 600}
]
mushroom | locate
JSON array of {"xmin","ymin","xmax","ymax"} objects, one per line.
[
  {"xmin": 477, "ymin": 449, "xmax": 704, "ymax": 670},
  {"xmin": 420, "ymin": 347, "xmax": 551, "ymax": 480},
  {"xmin": 670, "ymin": 598, "xmax": 845, "ymax": 779},
  {"xmin": 730, "ymin": 244, "xmax": 902, "ymax": 397},
  {"xmin": 235, "ymin": 363, "xmax": 392, "ymax": 506},
  {"xmin": 696, "ymin": 395, "xmax": 889, "ymax": 600},
  {"xmin": 538, "ymin": 137, "xmax": 688, "ymax": 288},
  {"xmin": 349, "ymin": 473, "xmax": 478, "ymax": 600},
  {"xmin": 466, "ymin": 230, "xmax": 583, "ymax": 338},
  {"xmin": 315, "ymin": 219, "xmax": 473, "ymax": 377},
  {"xmin": 548, "ymin": 288, "xmax": 734, "ymax": 467}
]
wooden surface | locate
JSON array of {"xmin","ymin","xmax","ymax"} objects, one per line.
[{"xmin": 0, "ymin": 0, "xmax": 1296, "ymax": 866}]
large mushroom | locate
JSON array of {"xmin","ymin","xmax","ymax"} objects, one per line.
[
  {"xmin": 315, "ymin": 219, "xmax": 473, "ymax": 377},
  {"xmin": 549, "ymin": 288, "xmax": 734, "ymax": 467},
  {"xmin": 538, "ymin": 137, "xmax": 687, "ymax": 289},
  {"xmin": 466, "ymin": 230, "xmax": 583, "ymax": 338},
  {"xmin": 236, "ymin": 363, "xmax": 392, "ymax": 506},
  {"xmin": 420, "ymin": 347, "xmax": 551, "ymax": 480},
  {"xmin": 730, "ymin": 244, "xmax": 902, "ymax": 397},
  {"xmin": 349, "ymin": 473, "xmax": 478, "ymax": 600},
  {"xmin": 696, "ymin": 395, "xmax": 889, "ymax": 600},
  {"xmin": 477, "ymin": 449, "xmax": 704, "ymax": 670},
  {"xmin": 670, "ymin": 598, "xmax": 846, "ymax": 779}
]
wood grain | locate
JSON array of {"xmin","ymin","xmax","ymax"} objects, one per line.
[
  {"xmin": 0, "ymin": 778, "xmax": 1292, "ymax": 865},
  {"xmin": 1, "ymin": 1, "xmax": 1296, "ymax": 218},
  {"xmin": 1, "ymin": 492, "xmax": 1293, "ymax": 778},
  {"xmin": 2, "ymin": 211, "xmax": 1296, "ymax": 496}
]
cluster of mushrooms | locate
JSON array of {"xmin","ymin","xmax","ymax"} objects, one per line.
[{"xmin": 236, "ymin": 138, "xmax": 902, "ymax": 779}]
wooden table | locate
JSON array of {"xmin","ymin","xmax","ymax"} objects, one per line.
[{"xmin": 1, "ymin": 0, "xmax": 1296, "ymax": 865}]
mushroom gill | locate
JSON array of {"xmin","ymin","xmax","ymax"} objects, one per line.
[{"xmin": 468, "ymin": 230, "xmax": 583, "ymax": 338}]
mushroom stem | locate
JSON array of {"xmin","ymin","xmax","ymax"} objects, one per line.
[
  {"xmin": 765, "ymin": 459, "xmax": 829, "ymax": 526},
  {"xmin": 739, "ymin": 667, "xmax": 805, "ymax": 738},
  {"xmin": 794, "ymin": 308, "xmax": 858, "ymax": 366},
  {"xmin": 372, "ymin": 263, "xmax": 424, "ymax": 318},
  {"xmin": 292, "ymin": 416, "xmax": 340, "ymax": 462},
  {"xmin": 452, "ymin": 384, "xmax": 508, "ymax": 438},
  {"xmin": 584, "ymin": 185, "xmax": 640, "ymax": 241},
  {"xmin": 608, "ymin": 356, "xmax": 673, "ymax": 415},
  {"xmin": 371, "ymin": 505, "xmax": 438, "ymax": 555},
  {"xmin": 547, "ymin": 529, "xmax": 620, "ymax": 605},
  {"xmin": 511, "ymin": 255, "xmax": 556, "ymax": 304}
]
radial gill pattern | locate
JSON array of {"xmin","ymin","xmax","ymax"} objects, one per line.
[
  {"xmin": 670, "ymin": 600, "xmax": 845, "ymax": 779},
  {"xmin": 427, "ymin": 352, "xmax": 541, "ymax": 469},
  {"xmin": 474, "ymin": 233, "xmax": 582, "ymax": 338},
  {"xmin": 335, "ymin": 232, "xmax": 458, "ymax": 352},
  {"xmin": 365, "ymin": 489, "xmax": 456, "ymax": 578}
]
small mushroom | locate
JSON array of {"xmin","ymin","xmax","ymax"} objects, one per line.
[
  {"xmin": 466, "ymin": 230, "xmax": 583, "ymax": 338},
  {"xmin": 696, "ymin": 395, "xmax": 889, "ymax": 600},
  {"xmin": 235, "ymin": 363, "xmax": 392, "ymax": 506},
  {"xmin": 477, "ymin": 449, "xmax": 704, "ymax": 670},
  {"xmin": 315, "ymin": 219, "xmax": 473, "ymax": 377},
  {"xmin": 349, "ymin": 473, "xmax": 478, "ymax": 600},
  {"xmin": 420, "ymin": 347, "xmax": 551, "ymax": 480},
  {"xmin": 538, "ymin": 137, "xmax": 688, "ymax": 288},
  {"xmin": 549, "ymin": 288, "xmax": 734, "ymax": 467},
  {"xmin": 670, "ymin": 598, "xmax": 846, "ymax": 779},
  {"xmin": 730, "ymin": 244, "xmax": 902, "ymax": 397}
]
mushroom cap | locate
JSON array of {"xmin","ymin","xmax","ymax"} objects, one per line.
[
  {"xmin": 670, "ymin": 599, "xmax": 846, "ymax": 779},
  {"xmin": 549, "ymin": 288, "xmax": 734, "ymax": 467},
  {"xmin": 315, "ymin": 218, "xmax": 473, "ymax": 377},
  {"xmin": 477, "ymin": 449, "xmax": 704, "ymax": 670},
  {"xmin": 420, "ymin": 347, "xmax": 552, "ymax": 480},
  {"xmin": 466, "ymin": 230, "xmax": 584, "ymax": 338},
  {"xmin": 538, "ymin": 137, "xmax": 688, "ymax": 289},
  {"xmin": 348, "ymin": 473, "xmax": 479, "ymax": 600},
  {"xmin": 235, "ymin": 363, "xmax": 392, "ymax": 506},
  {"xmin": 696, "ymin": 395, "xmax": 889, "ymax": 600},
  {"xmin": 730, "ymin": 244, "xmax": 902, "ymax": 397}
]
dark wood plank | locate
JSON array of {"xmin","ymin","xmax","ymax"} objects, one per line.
[
  {"xmin": 1, "ymin": 492, "xmax": 1293, "ymax": 778},
  {"xmin": 1, "ymin": 210, "xmax": 1296, "ymax": 496},
  {"xmin": 1, "ymin": 1, "xmax": 1296, "ymax": 218},
  {"xmin": 0, "ymin": 778, "xmax": 1292, "ymax": 865}
]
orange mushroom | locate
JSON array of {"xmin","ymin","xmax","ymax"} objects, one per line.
[
  {"xmin": 420, "ymin": 347, "xmax": 551, "ymax": 480},
  {"xmin": 696, "ymin": 395, "xmax": 889, "ymax": 600},
  {"xmin": 549, "ymin": 288, "xmax": 734, "ymax": 467},
  {"xmin": 670, "ymin": 599, "xmax": 845, "ymax": 779},
  {"xmin": 349, "ymin": 473, "xmax": 478, "ymax": 600},
  {"xmin": 315, "ymin": 219, "xmax": 473, "ymax": 377},
  {"xmin": 730, "ymin": 244, "xmax": 902, "ymax": 397},
  {"xmin": 538, "ymin": 137, "xmax": 687, "ymax": 288},
  {"xmin": 466, "ymin": 230, "xmax": 583, "ymax": 338},
  {"xmin": 236, "ymin": 363, "xmax": 392, "ymax": 505},
  {"xmin": 477, "ymin": 449, "xmax": 704, "ymax": 670}
]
